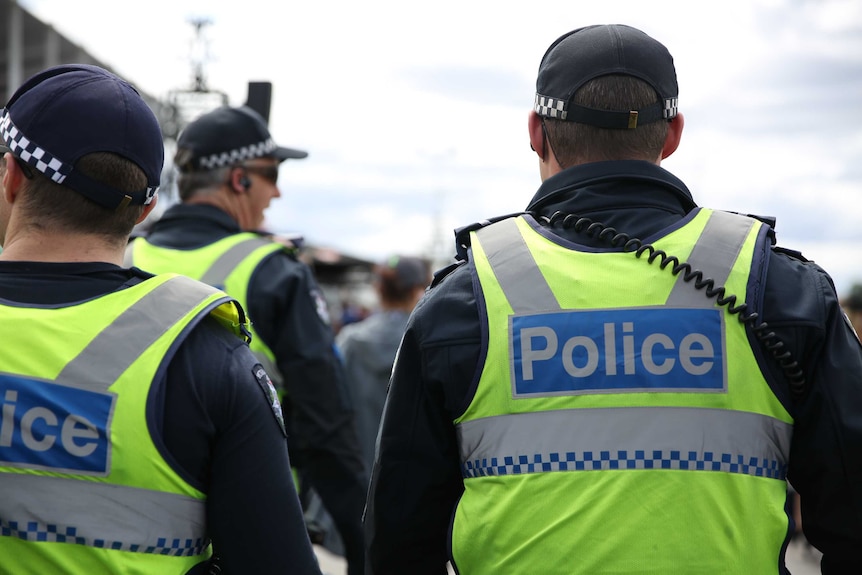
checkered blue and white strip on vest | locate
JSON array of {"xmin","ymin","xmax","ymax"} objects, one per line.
[
  {"xmin": 0, "ymin": 275, "xmax": 226, "ymax": 555},
  {"xmin": 458, "ymin": 406, "xmax": 791, "ymax": 479},
  {"xmin": 462, "ymin": 211, "xmax": 791, "ymax": 480}
]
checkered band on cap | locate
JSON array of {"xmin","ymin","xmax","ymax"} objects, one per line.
[
  {"xmin": 198, "ymin": 138, "xmax": 278, "ymax": 170},
  {"xmin": 0, "ymin": 109, "xmax": 158, "ymax": 204},
  {"xmin": 1, "ymin": 109, "xmax": 71, "ymax": 184},
  {"xmin": 534, "ymin": 94, "xmax": 568, "ymax": 120},
  {"xmin": 534, "ymin": 93, "xmax": 678, "ymax": 122},
  {"xmin": 142, "ymin": 185, "xmax": 158, "ymax": 204},
  {"xmin": 663, "ymin": 97, "xmax": 679, "ymax": 120}
]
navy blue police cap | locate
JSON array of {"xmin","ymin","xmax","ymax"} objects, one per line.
[
  {"xmin": 534, "ymin": 24, "xmax": 679, "ymax": 129},
  {"xmin": 174, "ymin": 105, "xmax": 307, "ymax": 173},
  {"xmin": 0, "ymin": 64, "xmax": 164, "ymax": 209}
]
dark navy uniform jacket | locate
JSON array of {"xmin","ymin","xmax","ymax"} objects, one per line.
[
  {"xmin": 141, "ymin": 203, "xmax": 367, "ymax": 574},
  {"xmin": 0, "ymin": 261, "xmax": 322, "ymax": 575},
  {"xmin": 364, "ymin": 160, "xmax": 862, "ymax": 574}
]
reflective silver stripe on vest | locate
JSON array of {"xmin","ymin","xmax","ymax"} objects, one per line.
[
  {"xmin": 199, "ymin": 237, "xmax": 274, "ymax": 287},
  {"xmin": 457, "ymin": 407, "xmax": 791, "ymax": 480},
  {"xmin": 0, "ymin": 473, "xmax": 207, "ymax": 556},
  {"xmin": 57, "ymin": 275, "xmax": 224, "ymax": 393},
  {"xmin": 665, "ymin": 210, "xmax": 756, "ymax": 308},
  {"xmin": 476, "ymin": 211, "xmax": 757, "ymax": 312},
  {"xmin": 475, "ymin": 218, "xmax": 560, "ymax": 313}
]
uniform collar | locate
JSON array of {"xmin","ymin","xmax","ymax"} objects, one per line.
[
  {"xmin": 526, "ymin": 160, "xmax": 696, "ymax": 214},
  {"xmin": 154, "ymin": 203, "xmax": 243, "ymax": 234}
]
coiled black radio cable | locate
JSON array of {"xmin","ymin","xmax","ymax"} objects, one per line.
[{"xmin": 538, "ymin": 210, "xmax": 807, "ymax": 399}]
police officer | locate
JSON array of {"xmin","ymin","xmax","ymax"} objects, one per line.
[
  {"xmin": 125, "ymin": 105, "xmax": 366, "ymax": 574},
  {"xmin": 364, "ymin": 25, "xmax": 862, "ymax": 574},
  {"xmin": 0, "ymin": 65, "xmax": 321, "ymax": 573}
]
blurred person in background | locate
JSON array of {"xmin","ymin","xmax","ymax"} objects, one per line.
[
  {"xmin": 125, "ymin": 105, "xmax": 366, "ymax": 574},
  {"xmin": 840, "ymin": 282, "xmax": 862, "ymax": 336},
  {"xmin": 0, "ymin": 64, "xmax": 320, "ymax": 574},
  {"xmin": 337, "ymin": 255, "xmax": 432, "ymax": 473}
]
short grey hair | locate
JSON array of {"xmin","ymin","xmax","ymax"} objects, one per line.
[{"xmin": 176, "ymin": 166, "xmax": 231, "ymax": 201}]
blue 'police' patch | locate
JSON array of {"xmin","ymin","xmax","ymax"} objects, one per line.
[
  {"xmin": 0, "ymin": 374, "xmax": 114, "ymax": 474},
  {"xmin": 511, "ymin": 307, "xmax": 726, "ymax": 396},
  {"xmin": 253, "ymin": 364, "xmax": 287, "ymax": 437}
]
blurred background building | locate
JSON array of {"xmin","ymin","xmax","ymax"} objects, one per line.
[{"xmin": 1, "ymin": 0, "xmax": 377, "ymax": 326}]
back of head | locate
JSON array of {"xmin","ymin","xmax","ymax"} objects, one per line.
[
  {"xmin": 376, "ymin": 255, "xmax": 431, "ymax": 306},
  {"xmin": 173, "ymin": 105, "xmax": 307, "ymax": 201},
  {"xmin": 1, "ymin": 64, "xmax": 164, "ymax": 237},
  {"xmin": 534, "ymin": 24, "xmax": 679, "ymax": 166}
]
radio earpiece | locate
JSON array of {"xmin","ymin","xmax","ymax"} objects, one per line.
[{"xmin": 239, "ymin": 175, "xmax": 252, "ymax": 190}]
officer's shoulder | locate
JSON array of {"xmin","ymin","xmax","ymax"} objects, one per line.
[
  {"xmin": 251, "ymin": 230, "xmax": 303, "ymax": 255},
  {"xmin": 741, "ymin": 213, "xmax": 811, "ymax": 263},
  {"xmin": 721, "ymin": 211, "xmax": 812, "ymax": 263},
  {"xmin": 772, "ymin": 245, "xmax": 810, "ymax": 263},
  {"xmin": 185, "ymin": 314, "xmax": 249, "ymax": 353},
  {"xmin": 430, "ymin": 259, "xmax": 468, "ymax": 288},
  {"xmin": 451, "ymin": 212, "xmax": 527, "ymax": 264},
  {"xmin": 429, "ymin": 212, "xmax": 527, "ymax": 287}
]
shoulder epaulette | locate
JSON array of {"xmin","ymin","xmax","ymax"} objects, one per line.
[
  {"xmin": 723, "ymin": 211, "xmax": 777, "ymax": 246},
  {"xmin": 772, "ymin": 246, "xmax": 810, "ymax": 262},
  {"xmin": 430, "ymin": 260, "xmax": 466, "ymax": 288},
  {"xmin": 454, "ymin": 212, "xmax": 527, "ymax": 261}
]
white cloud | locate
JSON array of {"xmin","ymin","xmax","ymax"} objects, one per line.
[{"xmin": 15, "ymin": 0, "xmax": 862, "ymax": 295}]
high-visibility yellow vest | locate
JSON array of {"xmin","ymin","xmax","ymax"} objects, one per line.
[
  {"xmin": 0, "ymin": 273, "xmax": 244, "ymax": 574},
  {"xmin": 127, "ymin": 234, "xmax": 285, "ymax": 384},
  {"xmin": 451, "ymin": 208, "xmax": 792, "ymax": 574}
]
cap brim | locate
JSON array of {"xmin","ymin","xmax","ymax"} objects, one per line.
[{"xmin": 273, "ymin": 145, "xmax": 308, "ymax": 161}]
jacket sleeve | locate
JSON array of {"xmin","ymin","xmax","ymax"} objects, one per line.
[
  {"xmin": 767, "ymin": 254, "xmax": 862, "ymax": 572},
  {"xmin": 161, "ymin": 316, "xmax": 322, "ymax": 575},
  {"xmin": 249, "ymin": 254, "xmax": 367, "ymax": 575},
  {"xmin": 364, "ymin": 269, "xmax": 472, "ymax": 575}
]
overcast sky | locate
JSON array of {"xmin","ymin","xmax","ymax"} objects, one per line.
[{"xmin": 17, "ymin": 0, "xmax": 862, "ymax": 296}]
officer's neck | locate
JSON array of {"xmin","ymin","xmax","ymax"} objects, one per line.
[{"xmin": 0, "ymin": 227, "xmax": 126, "ymax": 265}]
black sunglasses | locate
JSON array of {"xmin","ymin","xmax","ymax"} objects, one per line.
[
  {"xmin": 240, "ymin": 164, "xmax": 279, "ymax": 185},
  {"xmin": 0, "ymin": 145, "xmax": 35, "ymax": 179}
]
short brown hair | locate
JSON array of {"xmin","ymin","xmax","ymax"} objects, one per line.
[
  {"xmin": 543, "ymin": 75, "xmax": 669, "ymax": 168},
  {"xmin": 17, "ymin": 152, "xmax": 148, "ymax": 239},
  {"xmin": 376, "ymin": 257, "xmax": 431, "ymax": 305}
]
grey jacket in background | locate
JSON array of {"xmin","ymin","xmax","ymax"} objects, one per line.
[{"xmin": 337, "ymin": 310, "xmax": 411, "ymax": 474}]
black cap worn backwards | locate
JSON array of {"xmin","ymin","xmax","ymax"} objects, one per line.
[
  {"xmin": 174, "ymin": 105, "xmax": 307, "ymax": 172},
  {"xmin": 534, "ymin": 24, "xmax": 679, "ymax": 129},
  {"xmin": 1, "ymin": 64, "xmax": 164, "ymax": 209}
]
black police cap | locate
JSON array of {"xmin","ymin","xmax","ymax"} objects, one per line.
[{"xmin": 534, "ymin": 24, "xmax": 679, "ymax": 130}]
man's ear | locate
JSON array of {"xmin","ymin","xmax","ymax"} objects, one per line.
[
  {"xmin": 2, "ymin": 153, "xmax": 27, "ymax": 205},
  {"xmin": 135, "ymin": 194, "xmax": 158, "ymax": 225},
  {"xmin": 528, "ymin": 111, "xmax": 546, "ymax": 161},
  {"xmin": 228, "ymin": 167, "xmax": 250, "ymax": 194},
  {"xmin": 661, "ymin": 112, "xmax": 684, "ymax": 160}
]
